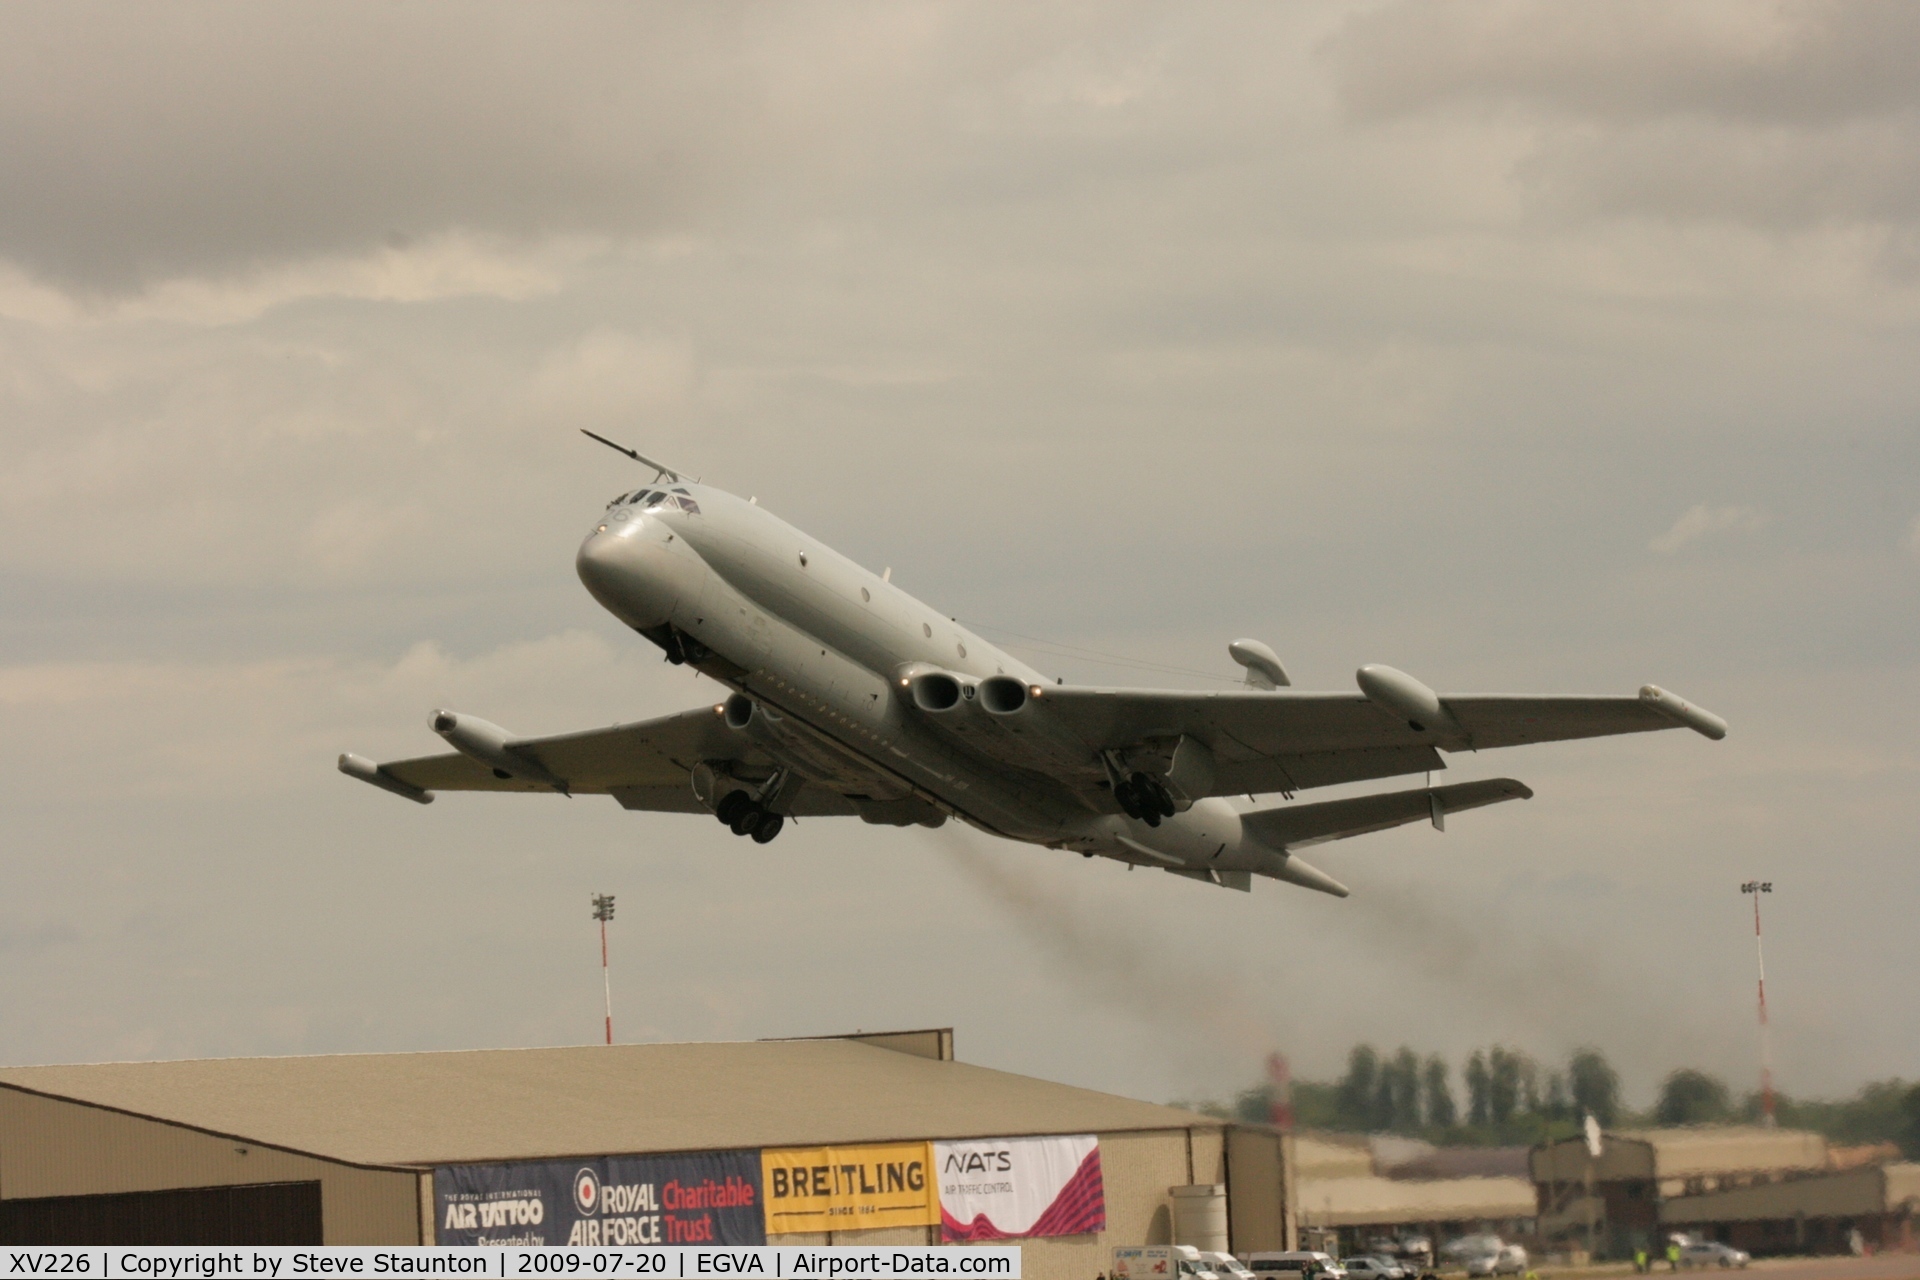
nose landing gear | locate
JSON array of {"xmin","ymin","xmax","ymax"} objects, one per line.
[{"xmin": 715, "ymin": 788, "xmax": 786, "ymax": 843}]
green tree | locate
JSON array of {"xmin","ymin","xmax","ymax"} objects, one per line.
[
  {"xmin": 1656, "ymin": 1069, "xmax": 1732, "ymax": 1125},
  {"xmin": 1569, "ymin": 1047, "xmax": 1622, "ymax": 1127},
  {"xmin": 1902, "ymin": 1083, "xmax": 1920, "ymax": 1159},
  {"xmin": 1337, "ymin": 1045, "xmax": 1380, "ymax": 1130},
  {"xmin": 1424, "ymin": 1054, "xmax": 1457, "ymax": 1129},
  {"xmin": 1466, "ymin": 1050, "xmax": 1491, "ymax": 1127},
  {"xmin": 1384, "ymin": 1046, "xmax": 1422, "ymax": 1131},
  {"xmin": 1489, "ymin": 1046, "xmax": 1525, "ymax": 1124},
  {"xmin": 1544, "ymin": 1071, "xmax": 1570, "ymax": 1120}
]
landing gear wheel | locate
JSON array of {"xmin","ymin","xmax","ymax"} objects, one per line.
[
  {"xmin": 750, "ymin": 812, "xmax": 785, "ymax": 844},
  {"xmin": 1113, "ymin": 779, "xmax": 1141, "ymax": 819},
  {"xmin": 715, "ymin": 791, "xmax": 751, "ymax": 826},
  {"xmin": 730, "ymin": 806, "xmax": 761, "ymax": 836}
]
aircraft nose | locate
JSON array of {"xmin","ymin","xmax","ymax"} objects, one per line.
[
  {"xmin": 576, "ymin": 527, "xmax": 678, "ymax": 629},
  {"xmin": 576, "ymin": 529, "xmax": 631, "ymax": 602}
]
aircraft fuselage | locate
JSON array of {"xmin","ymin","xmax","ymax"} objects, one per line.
[{"xmin": 574, "ymin": 479, "xmax": 1259, "ymax": 874}]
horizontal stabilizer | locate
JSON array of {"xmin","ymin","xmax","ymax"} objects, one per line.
[{"xmin": 1243, "ymin": 777, "xmax": 1531, "ymax": 850}]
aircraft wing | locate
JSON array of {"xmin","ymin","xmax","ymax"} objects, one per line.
[
  {"xmin": 1240, "ymin": 777, "xmax": 1532, "ymax": 849},
  {"xmin": 1024, "ymin": 681, "xmax": 1721, "ymax": 797},
  {"xmin": 341, "ymin": 705, "xmax": 859, "ymax": 817}
]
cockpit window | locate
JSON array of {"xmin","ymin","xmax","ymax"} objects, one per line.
[{"xmin": 641, "ymin": 491, "xmax": 667, "ymax": 508}]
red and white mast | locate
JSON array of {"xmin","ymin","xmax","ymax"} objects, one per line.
[
  {"xmin": 591, "ymin": 893, "xmax": 616, "ymax": 1045},
  {"xmin": 1741, "ymin": 881, "xmax": 1774, "ymax": 1126}
]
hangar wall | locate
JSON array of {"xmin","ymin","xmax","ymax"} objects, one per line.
[{"xmin": 0, "ymin": 1086, "xmax": 422, "ymax": 1244}]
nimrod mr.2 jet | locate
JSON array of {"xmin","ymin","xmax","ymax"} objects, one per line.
[{"xmin": 341, "ymin": 433, "xmax": 1727, "ymax": 898}]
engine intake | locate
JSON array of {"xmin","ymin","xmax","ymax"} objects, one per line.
[
  {"xmin": 910, "ymin": 671, "xmax": 964, "ymax": 713},
  {"xmin": 979, "ymin": 675, "xmax": 1030, "ymax": 715}
]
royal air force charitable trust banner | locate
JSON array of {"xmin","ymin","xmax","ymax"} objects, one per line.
[
  {"xmin": 0, "ymin": 1248, "xmax": 1020, "ymax": 1278},
  {"xmin": 435, "ymin": 1152, "xmax": 765, "ymax": 1246}
]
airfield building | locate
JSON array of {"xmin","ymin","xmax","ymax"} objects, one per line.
[
  {"xmin": 0, "ymin": 1030, "xmax": 1291, "ymax": 1279},
  {"xmin": 1531, "ymin": 1126, "xmax": 1835, "ymax": 1257}
]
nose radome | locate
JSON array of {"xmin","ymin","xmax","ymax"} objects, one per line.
[
  {"xmin": 576, "ymin": 529, "xmax": 678, "ymax": 629},
  {"xmin": 576, "ymin": 530, "xmax": 630, "ymax": 603}
]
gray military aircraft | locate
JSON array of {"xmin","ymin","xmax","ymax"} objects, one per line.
[{"xmin": 340, "ymin": 433, "xmax": 1728, "ymax": 897}]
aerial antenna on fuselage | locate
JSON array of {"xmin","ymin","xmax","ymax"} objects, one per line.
[{"xmin": 580, "ymin": 429, "xmax": 682, "ymax": 483}]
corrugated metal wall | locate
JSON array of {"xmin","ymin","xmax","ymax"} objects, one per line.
[
  {"xmin": 1226, "ymin": 1128, "xmax": 1286, "ymax": 1253},
  {"xmin": 0, "ymin": 1088, "xmax": 421, "ymax": 1244}
]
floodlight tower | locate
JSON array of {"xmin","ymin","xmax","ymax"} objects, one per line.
[
  {"xmin": 1740, "ymin": 880, "xmax": 1775, "ymax": 1126},
  {"xmin": 591, "ymin": 893, "xmax": 616, "ymax": 1046}
]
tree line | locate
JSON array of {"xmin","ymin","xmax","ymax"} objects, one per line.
[{"xmin": 1184, "ymin": 1044, "xmax": 1920, "ymax": 1154}]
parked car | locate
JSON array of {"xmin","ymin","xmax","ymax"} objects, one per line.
[
  {"xmin": 1340, "ymin": 1258, "xmax": 1404, "ymax": 1280},
  {"xmin": 1464, "ymin": 1246, "xmax": 1527, "ymax": 1277},
  {"xmin": 1680, "ymin": 1242, "xmax": 1750, "ymax": 1269},
  {"xmin": 1440, "ymin": 1236, "xmax": 1503, "ymax": 1265}
]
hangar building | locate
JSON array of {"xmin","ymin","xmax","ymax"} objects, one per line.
[
  {"xmin": 0, "ymin": 1030, "xmax": 1290, "ymax": 1278},
  {"xmin": 1289, "ymin": 1134, "xmax": 1535, "ymax": 1255},
  {"xmin": 1531, "ymin": 1127, "xmax": 1832, "ymax": 1257}
]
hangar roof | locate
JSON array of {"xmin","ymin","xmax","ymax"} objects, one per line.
[
  {"xmin": 1292, "ymin": 1175, "xmax": 1537, "ymax": 1227},
  {"xmin": 0, "ymin": 1040, "xmax": 1218, "ymax": 1170},
  {"xmin": 1531, "ymin": 1126, "xmax": 1828, "ymax": 1183}
]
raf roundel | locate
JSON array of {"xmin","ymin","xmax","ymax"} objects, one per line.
[{"xmin": 574, "ymin": 1167, "xmax": 601, "ymax": 1215}]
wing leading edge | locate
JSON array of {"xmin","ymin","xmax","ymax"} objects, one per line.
[
  {"xmin": 1019, "ymin": 678, "xmax": 1723, "ymax": 799},
  {"xmin": 337, "ymin": 705, "xmax": 861, "ymax": 817}
]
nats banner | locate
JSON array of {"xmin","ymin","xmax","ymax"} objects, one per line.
[
  {"xmin": 761, "ymin": 1142, "xmax": 939, "ymax": 1234},
  {"xmin": 435, "ymin": 1150, "xmax": 764, "ymax": 1246},
  {"xmin": 933, "ymin": 1135, "xmax": 1104, "ymax": 1241}
]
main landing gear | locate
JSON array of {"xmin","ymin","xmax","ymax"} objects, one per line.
[
  {"xmin": 715, "ymin": 790, "xmax": 785, "ymax": 844},
  {"xmin": 1113, "ymin": 772, "xmax": 1177, "ymax": 827}
]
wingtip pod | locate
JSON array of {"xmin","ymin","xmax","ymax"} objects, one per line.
[
  {"xmin": 338, "ymin": 752, "xmax": 434, "ymax": 804},
  {"xmin": 1639, "ymin": 685, "xmax": 1729, "ymax": 740}
]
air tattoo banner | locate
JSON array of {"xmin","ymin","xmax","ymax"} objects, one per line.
[
  {"xmin": 761, "ymin": 1142, "xmax": 939, "ymax": 1234},
  {"xmin": 435, "ymin": 1149, "xmax": 764, "ymax": 1246},
  {"xmin": 933, "ymin": 1135, "xmax": 1104, "ymax": 1241}
]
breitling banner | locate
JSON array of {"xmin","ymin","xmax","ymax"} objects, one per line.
[
  {"xmin": 435, "ymin": 1150, "xmax": 765, "ymax": 1246},
  {"xmin": 761, "ymin": 1142, "xmax": 940, "ymax": 1234},
  {"xmin": 934, "ymin": 1136, "xmax": 1104, "ymax": 1241}
]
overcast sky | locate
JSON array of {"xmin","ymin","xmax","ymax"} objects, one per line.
[{"xmin": 2, "ymin": 1, "xmax": 1915, "ymax": 1116}]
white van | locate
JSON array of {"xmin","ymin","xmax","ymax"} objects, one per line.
[
  {"xmin": 1247, "ymin": 1253, "xmax": 1346, "ymax": 1280},
  {"xmin": 1202, "ymin": 1254, "xmax": 1257, "ymax": 1280}
]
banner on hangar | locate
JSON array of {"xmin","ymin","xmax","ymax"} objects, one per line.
[
  {"xmin": 934, "ymin": 1135, "xmax": 1104, "ymax": 1241},
  {"xmin": 761, "ymin": 1142, "xmax": 939, "ymax": 1234},
  {"xmin": 435, "ymin": 1149, "xmax": 764, "ymax": 1246}
]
